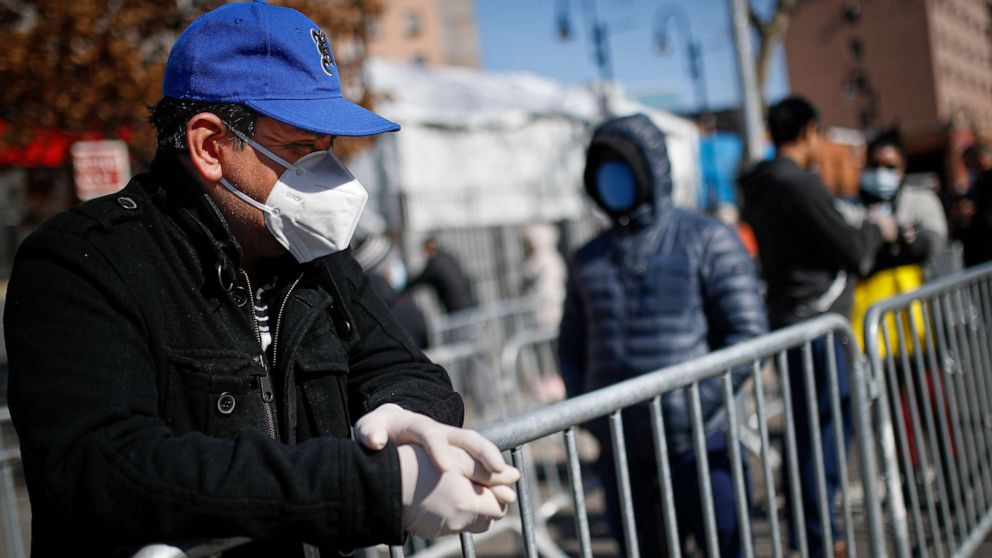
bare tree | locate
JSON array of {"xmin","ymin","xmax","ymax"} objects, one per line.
[{"xmin": 748, "ymin": 0, "xmax": 799, "ymax": 108}]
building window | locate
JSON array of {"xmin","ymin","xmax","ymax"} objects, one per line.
[
  {"xmin": 405, "ymin": 11, "xmax": 422, "ymax": 38},
  {"xmin": 367, "ymin": 18, "xmax": 381, "ymax": 41}
]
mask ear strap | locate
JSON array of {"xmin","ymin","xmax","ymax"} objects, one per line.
[
  {"xmin": 219, "ymin": 178, "xmax": 278, "ymax": 216},
  {"xmin": 227, "ymin": 126, "xmax": 296, "ymax": 171}
]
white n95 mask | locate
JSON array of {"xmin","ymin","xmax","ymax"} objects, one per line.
[{"xmin": 219, "ymin": 129, "xmax": 368, "ymax": 263}]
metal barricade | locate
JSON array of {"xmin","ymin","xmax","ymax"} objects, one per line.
[
  {"xmin": 428, "ymin": 297, "xmax": 557, "ymax": 349},
  {"xmin": 397, "ymin": 329, "xmax": 570, "ymax": 558},
  {"xmin": 35, "ymin": 259, "xmax": 992, "ymax": 556},
  {"xmin": 388, "ymin": 314, "xmax": 886, "ymax": 558},
  {"xmin": 425, "ymin": 341, "xmax": 503, "ymax": 426},
  {"xmin": 1, "ymin": 405, "xmax": 27, "ymax": 558},
  {"xmin": 426, "ymin": 297, "xmax": 560, "ymax": 427},
  {"xmin": 863, "ymin": 262, "xmax": 992, "ymax": 558}
]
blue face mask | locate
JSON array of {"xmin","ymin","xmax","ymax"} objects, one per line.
[
  {"xmin": 595, "ymin": 160, "xmax": 639, "ymax": 213},
  {"xmin": 385, "ymin": 255, "xmax": 408, "ymax": 292},
  {"xmin": 861, "ymin": 167, "xmax": 902, "ymax": 200}
]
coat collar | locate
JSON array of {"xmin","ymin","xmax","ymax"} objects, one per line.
[{"xmin": 149, "ymin": 150, "xmax": 246, "ymax": 289}]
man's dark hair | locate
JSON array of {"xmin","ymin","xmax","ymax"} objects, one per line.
[
  {"xmin": 867, "ymin": 129, "xmax": 906, "ymax": 163},
  {"xmin": 149, "ymin": 97, "xmax": 259, "ymax": 154},
  {"xmin": 964, "ymin": 142, "xmax": 992, "ymax": 160},
  {"xmin": 767, "ymin": 96, "xmax": 819, "ymax": 148}
]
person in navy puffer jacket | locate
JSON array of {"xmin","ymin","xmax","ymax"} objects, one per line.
[{"xmin": 558, "ymin": 114, "xmax": 768, "ymax": 557}]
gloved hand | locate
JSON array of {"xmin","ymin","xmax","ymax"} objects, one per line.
[
  {"xmin": 397, "ymin": 444, "xmax": 510, "ymax": 539},
  {"xmin": 356, "ymin": 404, "xmax": 519, "ymax": 490}
]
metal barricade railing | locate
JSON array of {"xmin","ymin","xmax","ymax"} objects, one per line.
[
  {"xmin": 863, "ymin": 262, "xmax": 992, "ymax": 558},
  {"xmin": 21, "ymin": 263, "xmax": 992, "ymax": 557},
  {"xmin": 426, "ymin": 297, "xmax": 561, "ymax": 427},
  {"xmin": 397, "ymin": 329, "xmax": 570, "ymax": 558},
  {"xmin": 388, "ymin": 313, "xmax": 885, "ymax": 558},
  {"xmin": 425, "ymin": 341, "xmax": 503, "ymax": 427},
  {"xmin": 1, "ymin": 405, "xmax": 27, "ymax": 558},
  {"xmin": 427, "ymin": 296, "xmax": 557, "ymax": 349}
]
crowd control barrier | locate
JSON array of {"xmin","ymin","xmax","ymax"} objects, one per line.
[
  {"xmin": 390, "ymin": 313, "xmax": 882, "ymax": 558},
  {"xmin": 4, "ymin": 264, "xmax": 988, "ymax": 557},
  {"xmin": 863, "ymin": 262, "xmax": 992, "ymax": 558},
  {"xmin": 428, "ymin": 296, "xmax": 554, "ymax": 348},
  {"xmin": 1, "ymin": 406, "xmax": 26, "ymax": 558}
]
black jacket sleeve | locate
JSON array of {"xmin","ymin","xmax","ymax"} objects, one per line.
[
  {"xmin": 557, "ymin": 257, "xmax": 587, "ymax": 397},
  {"xmin": 785, "ymin": 172, "xmax": 884, "ymax": 277},
  {"xmin": 331, "ymin": 253, "xmax": 464, "ymax": 425},
  {"xmin": 5, "ymin": 230, "xmax": 405, "ymax": 549}
]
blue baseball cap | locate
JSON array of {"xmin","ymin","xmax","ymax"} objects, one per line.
[{"xmin": 163, "ymin": 1, "xmax": 399, "ymax": 137}]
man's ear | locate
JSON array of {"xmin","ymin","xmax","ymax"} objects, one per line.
[{"xmin": 186, "ymin": 112, "xmax": 229, "ymax": 183}]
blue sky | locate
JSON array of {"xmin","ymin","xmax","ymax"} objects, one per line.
[{"xmin": 474, "ymin": 0, "xmax": 790, "ymax": 113}]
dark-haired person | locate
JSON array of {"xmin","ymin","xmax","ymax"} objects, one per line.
[
  {"xmin": 961, "ymin": 142, "xmax": 992, "ymax": 267},
  {"xmin": 559, "ymin": 113, "xmax": 767, "ymax": 557},
  {"xmin": 847, "ymin": 131, "xmax": 947, "ymax": 277},
  {"xmin": 4, "ymin": 3, "xmax": 518, "ymax": 556},
  {"xmin": 846, "ymin": 131, "xmax": 949, "ymax": 524},
  {"xmin": 405, "ymin": 237, "xmax": 476, "ymax": 315},
  {"xmin": 740, "ymin": 96, "xmax": 896, "ymax": 558}
]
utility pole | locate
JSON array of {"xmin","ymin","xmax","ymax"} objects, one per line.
[{"xmin": 728, "ymin": 0, "xmax": 766, "ymax": 163}]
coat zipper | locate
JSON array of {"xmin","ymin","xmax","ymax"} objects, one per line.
[
  {"xmin": 265, "ymin": 272, "xmax": 319, "ymax": 558},
  {"xmin": 271, "ymin": 272, "xmax": 305, "ymax": 371},
  {"xmin": 240, "ymin": 270, "xmax": 278, "ymax": 440}
]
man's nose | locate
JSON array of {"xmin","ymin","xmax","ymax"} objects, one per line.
[{"xmin": 315, "ymin": 135, "xmax": 334, "ymax": 152}]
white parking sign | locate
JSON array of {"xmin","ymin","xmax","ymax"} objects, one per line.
[{"xmin": 71, "ymin": 140, "xmax": 131, "ymax": 201}]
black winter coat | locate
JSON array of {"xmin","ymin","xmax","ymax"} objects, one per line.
[
  {"xmin": 5, "ymin": 152, "xmax": 463, "ymax": 557},
  {"xmin": 740, "ymin": 157, "xmax": 884, "ymax": 327},
  {"xmin": 406, "ymin": 251, "xmax": 475, "ymax": 314},
  {"xmin": 558, "ymin": 114, "xmax": 767, "ymax": 456}
]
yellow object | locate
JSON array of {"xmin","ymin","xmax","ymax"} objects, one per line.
[{"xmin": 852, "ymin": 264, "xmax": 926, "ymax": 357}]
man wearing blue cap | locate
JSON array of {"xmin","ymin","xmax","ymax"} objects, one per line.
[{"xmin": 4, "ymin": 2, "xmax": 517, "ymax": 556}]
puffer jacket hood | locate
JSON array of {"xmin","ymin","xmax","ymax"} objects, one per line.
[{"xmin": 583, "ymin": 113, "xmax": 673, "ymax": 227}]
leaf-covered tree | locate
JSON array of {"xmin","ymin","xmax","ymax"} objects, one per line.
[{"xmin": 0, "ymin": 0, "xmax": 383, "ymax": 166}]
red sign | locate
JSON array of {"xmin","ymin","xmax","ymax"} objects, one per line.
[{"xmin": 71, "ymin": 140, "xmax": 130, "ymax": 200}]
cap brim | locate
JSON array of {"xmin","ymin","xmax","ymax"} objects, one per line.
[{"xmin": 245, "ymin": 96, "xmax": 400, "ymax": 137}]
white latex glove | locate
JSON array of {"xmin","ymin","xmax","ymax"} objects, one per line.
[
  {"xmin": 356, "ymin": 404, "xmax": 519, "ymax": 488},
  {"xmin": 398, "ymin": 444, "xmax": 510, "ymax": 539}
]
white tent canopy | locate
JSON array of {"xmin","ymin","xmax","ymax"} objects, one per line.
[{"xmin": 349, "ymin": 59, "xmax": 700, "ymax": 232}]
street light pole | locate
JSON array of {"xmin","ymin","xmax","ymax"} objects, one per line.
[
  {"xmin": 557, "ymin": 0, "xmax": 616, "ymax": 116},
  {"xmin": 727, "ymin": 0, "xmax": 766, "ymax": 163},
  {"xmin": 687, "ymin": 41, "xmax": 708, "ymax": 113},
  {"xmin": 654, "ymin": 5, "xmax": 709, "ymax": 113}
]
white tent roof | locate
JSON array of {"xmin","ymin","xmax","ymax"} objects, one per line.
[
  {"xmin": 366, "ymin": 59, "xmax": 600, "ymax": 129},
  {"xmin": 351, "ymin": 59, "xmax": 700, "ymax": 232}
]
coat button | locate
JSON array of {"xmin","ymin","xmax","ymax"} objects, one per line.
[
  {"xmin": 231, "ymin": 286, "xmax": 249, "ymax": 308},
  {"xmin": 117, "ymin": 196, "xmax": 138, "ymax": 210},
  {"xmin": 217, "ymin": 392, "xmax": 237, "ymax": 415}
]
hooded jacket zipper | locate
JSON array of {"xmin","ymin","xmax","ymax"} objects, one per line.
[{"xmin": 240, "ymin": 270, "xmax": 278, "ymax": 440}]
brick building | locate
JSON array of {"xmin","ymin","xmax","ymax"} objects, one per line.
[
  {"xmin": 785, "ymin": 0, "xmax": 992, "ymax": 187},
  {"xmin": 366, "ymin": 0, "xmax": 479, "ymax": 68}
]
